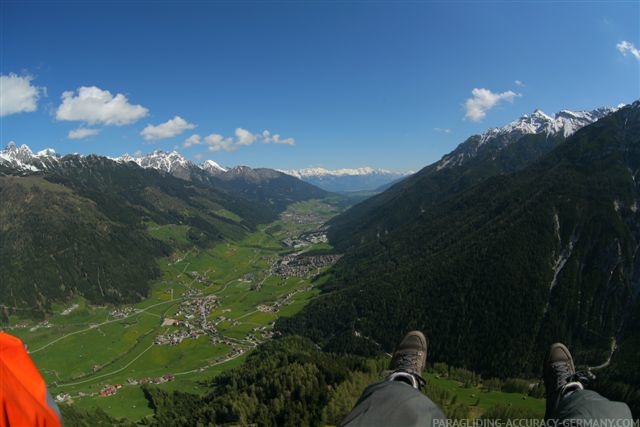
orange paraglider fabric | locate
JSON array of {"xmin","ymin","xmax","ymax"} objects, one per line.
[{"xmin": 0, "ymin": 332, "xmax": 62, "ymax": 427}]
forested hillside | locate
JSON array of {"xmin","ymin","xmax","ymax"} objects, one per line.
[
  {"xmin": 0, "ymin": 156, "xmax": 275, "ymax": 320},
  {"xmin": 278, "ymin": 103, "xmax": 640, "ymax": 389},
  {"xmin": 328, "ymin": 109, "xmax": 614, "ymax": 250},
  {"xmin": 209, "ymin": 166, "xmax": 329, "ymax": 212}
]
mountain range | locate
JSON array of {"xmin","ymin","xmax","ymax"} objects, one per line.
[
  {"xmin": 278, "ymin": 102, "xmax": 640, "ymax": 414},
  {"xmin": 281, "ymin": 167, "xmax": 413, "ymax": 193},
  {"xmin": 0, "ymin": 145, "xmax": 328, "ymax": 319},
  {"xmin": 1, "ymin": 145, "xmax": 328, "ymax": 211},
  {"xmin": 327, "ymin": 106, "xmax": 619, "ymax": 249}
]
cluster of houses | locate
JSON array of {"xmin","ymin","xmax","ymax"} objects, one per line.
[
  {"xmin": 281, "ymin": 231, "xmax": 329, "ymax": 249},
  {"xmin": 270, "ymin": 254, "xmax": 342, "ymax": 278},
  {"xmin": 280, "ymin": 210, "xmax": 326, "ymax": 225},
  {"xmin": 110, "ymin": 306, "xmax": 134, "ymax": 319},
  {"xmin": 99, "ymin": 384, "xmax": 123, "ymax": 397},
  {"xmin": 127, "ymin": 373, "xmax": 175, "ymax": 386},
  {"xmin": 29, "ymin": 320, "xmax": 52, "ymax": 332},
  {"xmin": 246, "ymin": 325, "xmax": 275, "ymax": 344},
  {"xmin": 54, "ymin": 393, "xmax": 71, "ymax": 403},
  {"xmin": 186, "ymin": 271, "xmax": 212, "ymax": 286},
  {"xmin": 155, "ymin": 295, "xmax": 219, "ymax": 345},
  {"xmin": 99, "ymin": 374, "xmax": 177, "ymax": 397}
]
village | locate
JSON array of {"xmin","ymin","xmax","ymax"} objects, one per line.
[
  {"xmin": 36, "ymin": 200, "xmax": 344, "ymax": 410},
  {"xmin": 154, "ymin": 294, "xmax": 219, "ymax": 345},
  {"xmin": 270, "ymin": 253, "xmax": 342, "ymax": 278},
  {"xmin": 280, "ymin": 209, "xmax": 331, "ymax": 225}
]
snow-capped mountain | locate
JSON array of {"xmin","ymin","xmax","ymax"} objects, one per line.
[
  {"xmin": 437, "ymin": 106, "xmax": 619, "ymax": 170},
  {"xmin": 114, "ymin": 150, "xmax": 326, "ymax": 204},
  {"xmin": 117, "ymin": 151, "xmax": 228, "ymax": 179},
  {"xmin": 119, "ymin": 150, "xmax": 191, "ymax": 172},
  {"xmin": 1, "ymin": 144, "xmax": 327, "ymax": 215},
  {"xmin": 201, "ymin": 159, "xmax": 227, "ymax": 174},
  {"xmin": 281, "ymin": 167, "xmax": 413, "ymax": 193},
  {"xmin": 117, "ymin": 150, "xmax": 200, "ymax": 180},
  {"xmin": 284, "ymin": 167, "xmax": 391, "ymax": 178},
  {"xmin": 0, "ymin": 142, "xmax": 60, "ymax": 173}
]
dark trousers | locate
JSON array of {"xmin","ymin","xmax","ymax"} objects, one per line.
[
  {"xmin": 340, "ymin": 380, "xmax": 448, "ymax": 427},
  {"xmin": 548, "ymin": 389, "xmax": 633, "ymax": 425},
  {"xmin": 341, "ymin": 382, "xmax": 634, "ymax": 427}
]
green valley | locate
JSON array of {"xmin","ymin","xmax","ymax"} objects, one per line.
[{"xmin": 5, "ymin": 198, "xmax": 342, "ymax": 421}]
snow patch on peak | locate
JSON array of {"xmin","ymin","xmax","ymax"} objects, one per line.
[
  {"xmin": 0, "ymin": 142, "xmax": 59, "ymax": 173},
  {"xmin": 532, "ymin": 109, "xmax": 552, "ymax": 121},
  {"xmin": 117, "ymin": 150, "xmax": 231, "ymax": 179},
  {"xmin": 36, "ymin": 148, "xmax": 57, "ymax": 157},
  {"xmin": 436, "ymin": 105, "xmax": 620, "ymax": 172},
  {"xmin": 479, "ymin": 105, "xmax": 618, "ymax": 145},
  {"xmin": 201, "ymin": 159, "xmax": 227, "ymax": 173},
  {"xmin": 116, "ymin": 150, "xmax": 193, "ymax": 174}
]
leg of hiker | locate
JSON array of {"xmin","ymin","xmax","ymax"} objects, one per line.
[
  {"xmin": 544, "ymin": 343, "xmax": 633, "ymax": 424},
  {"xmin": 340, "ymin": 331, "xmax": 448, "ymax": 427}
]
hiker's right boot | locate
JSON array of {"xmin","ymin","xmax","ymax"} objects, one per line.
[
  {"xmin": 387, "ymin": 330, "xmax": 427, "ymax": 389},
  {"xmin": 543, "ymin": 343, "xmax": 584, "ymax": 418}
]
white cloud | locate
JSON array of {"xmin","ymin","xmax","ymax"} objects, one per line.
[
  {"xmin": 235, "ymin": 127, "xmax": 258, "ymax": 146},
  {"xmin": 56, "ymin": 86, "xmax": 148, "ymax": 125},
  {"xmin": 0, "ymin": 74, "xmax": 42, "ymax": 117},
  {"xmin": 205, "ymin": 133, "xmax": 235, "ymax": 152},
  {"xmin": 464, "ymin": 88, "xmax": 521, "ymax": 122},
  {"xmin": 68, "ymin": 127, "xmax": 100, "ymax": 139},
  {"xmin": 141, "ymin": 116, "xmax": 196, "ymax": 140},
  {"xmin": 262, "ymin": 130, "xmax": 295, "ymax": 145},
  {"xmin": 514, "ymin": 80, "xmax": 525, "ymax": 87},
  {"xmin": 617, "ymin": 40, "xmax": 640, "ymax": 60},
  {"xmin": 183, "ymin": 134, "xmax": 202, "ymax": 148},
  {"xmin": 194, "ymin": 153, "xmax": 204, "ymax": 161},
  {"xmin": 434, "ymin": 127, "xmax": 451, "ymax": 134},
  {"xmin": 200, "ymin": 128, "xmax": 295, "ymax": 152}
]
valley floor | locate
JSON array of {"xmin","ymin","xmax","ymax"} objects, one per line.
[{"xmin": 7, "ymin": 199, "xmax": 341, "ymax": 421}]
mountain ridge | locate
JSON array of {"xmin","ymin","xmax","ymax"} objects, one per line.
[
  {"xmin": 437, "ymin": 106, "xmax": 619, "ymax": 171},
  {"xmin": 278, "ymin": 102, "xmax": 640, "ymax": 381},
  {"xmin": 0, "ymin": 144, "xmax": 329, "ymax": 212},
  {"xmin": 328, "ymin": 104, "xmax": 621, "ymax": 249}
]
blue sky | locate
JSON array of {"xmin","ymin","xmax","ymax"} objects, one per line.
[{"xmin": 1, "ymin": 1, "xmax": 638, "ymax": 171}]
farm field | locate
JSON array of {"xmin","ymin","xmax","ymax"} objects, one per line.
[{"xmin": 7, "ymin": 198, "xmax": 343, "ymax": 421}]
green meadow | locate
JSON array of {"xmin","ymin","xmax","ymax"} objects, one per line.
[
  {"xmin": 10, "ymin": 199, "xmax": 341, "ymax": 421},
  {"xmin": 424, "ymin": 372, "xmax": 545, "ymax": 419}
]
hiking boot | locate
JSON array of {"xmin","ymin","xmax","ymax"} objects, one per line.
[
  {"xmin": 544, "ymin": 343, "xmax": 583, "ymax": 417},
  {"xmin": 387, "ymin": 331, "xmax": 427, "ymax": 389}
]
